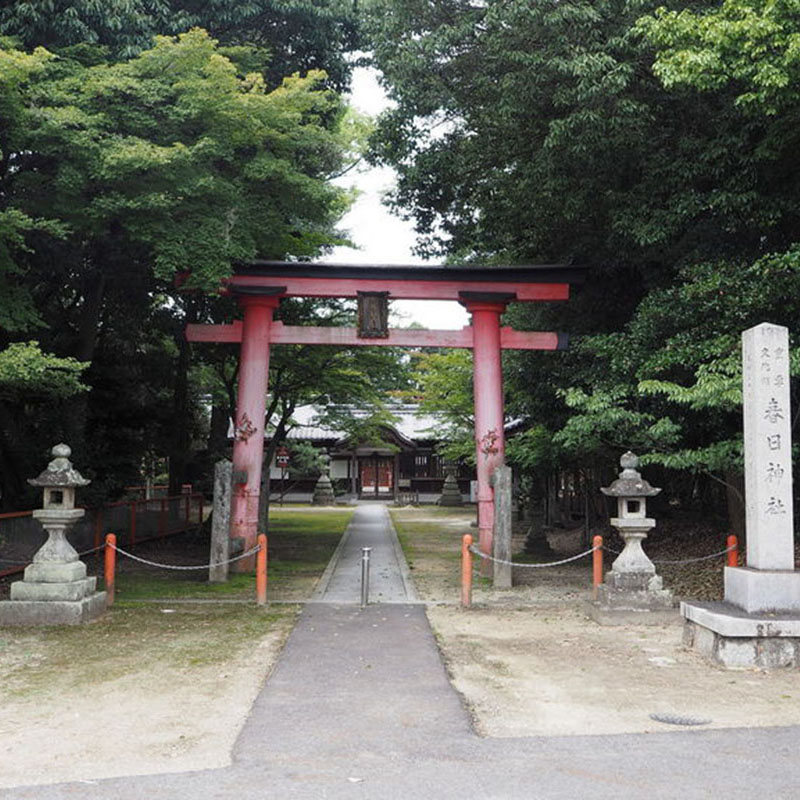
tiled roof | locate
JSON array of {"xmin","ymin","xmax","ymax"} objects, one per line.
[{"xmin": 277, "ymin": 404, "xmax": 446, "ymax": 443}]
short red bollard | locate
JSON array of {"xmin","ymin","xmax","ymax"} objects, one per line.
[
  {"xmin": 256, "ymin": 533, "xmax": 268, "ymax": 606},
  {"xmin": 105, "ymin": 533, "xmax": 116, "ymax": 607},
  {"xmin": 727, "ymin": 534, "xmax": 739, "ymax": 568},
  {"xmin": 592, "ymin": 535, "xmax": 603, "ymax": 598},
  {"xmin": 461, "ymin": 534, "xmax": 473, "ymax": 608}
]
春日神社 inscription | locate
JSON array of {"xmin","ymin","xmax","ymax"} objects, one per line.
[{"xmin": 743, "ymin": 323, "xmax": 794, "ymax": 570}]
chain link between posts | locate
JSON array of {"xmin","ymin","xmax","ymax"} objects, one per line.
[
  {"xmin": 1, "ymin": 542, "xmax": 262, "ymax": 570},
  {"xmin": 108, "ymin": 542, "xmax": 262, "ymax": 571},
  {"xmin": 602, "ymin": 543, "xmax": 736, "ymax": 565},
  {"xmin": 1, "ymin": 544, "xmax": 103, "ymax": 565},
  {"xmin": 467, "ymin": 542, "xmax": 735, "ymax": 569},
  {"xmin": 469, "ymin": 543, "xmax": 598, "ymax": 568}
]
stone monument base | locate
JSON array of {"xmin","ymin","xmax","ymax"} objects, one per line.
[
  {"xmin": 588, "ymin": 571, "xmax": 678, "ymax": 626},
  {"xmin": 682, "ymin": 600, "xmax": 800, "ymax": 668},
  {"xmin": 312, "ymin": 473, "xmax": 336, "ymax": 505},
  {"xmin": 0, "ymin": 559, "xmax": 107, "ymax": 626},
  {"xmin": 438, "ymin": 474, "xmax": 463, "ymax": 506},
  {"xmin": 723, "ymin": 566, "xmax": 800, "ymax": 613},
  {"xmin": 0, "ymin": 593, "xmax": 107, "ymax": 626}
]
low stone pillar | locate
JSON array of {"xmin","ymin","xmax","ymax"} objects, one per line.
[
  {"xmin": 588, "ymin": 452, "xmax": 675, "ymax": 625},
  {"xmin": 209, "ymin": 459, "xmax": 232, "ymax": 583},
  {"xmin": 0, "ymin": 444, "xmax": 106, "ymax": 626},
  {"xmin": 491, "ymin": 465, "xmax": 513, "ymax": 588}
]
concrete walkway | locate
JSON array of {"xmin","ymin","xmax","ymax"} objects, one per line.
[
  {"xmin": 6, "ymin": 504, "xmax": 800, "ymax": 799},
  {"xmin": 311, "ymin": 503, "xmax": 416, "ymax": 604}
]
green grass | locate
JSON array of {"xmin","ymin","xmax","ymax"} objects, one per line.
[
  {"xmin": 0, "ymin": 604, "xmax": 297, "ymax": 699},
  {"xmin": 109, "ymin": 507, "xmax": 354, "ymax": 603},
  {"xmin": 389, "ymin": 507, "xmax": 475, "ymax": 600}
]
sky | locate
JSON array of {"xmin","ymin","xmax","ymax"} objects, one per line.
[{"xmin": 321, "ymin": 67, "xmax": 470, "ymax": 330}]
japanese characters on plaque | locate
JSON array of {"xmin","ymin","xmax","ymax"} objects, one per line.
[{"xmin": 742, "ymin": 323, "xmax": 794, "ymax": 569}]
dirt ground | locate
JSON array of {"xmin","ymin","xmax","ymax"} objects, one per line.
[
  {"xmin": 3, "ymin": 505, "xmax": 800, "ymax": 789},
  {"xmin": 391, "ymin": 507, "xmax": 800, "ymax": 737},
  {"xmin": 0, "ymin": 604, "xmax": 296, "ymax": 789}
]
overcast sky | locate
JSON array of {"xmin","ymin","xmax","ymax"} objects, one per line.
[{"xmin": 322, "ymin": 67, "xmax": 470, "ymax": 330}]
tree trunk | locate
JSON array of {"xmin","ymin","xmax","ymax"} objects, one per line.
[{"xmin": 169, "ymin": 299, "xmax": 199, "ymax": 496}]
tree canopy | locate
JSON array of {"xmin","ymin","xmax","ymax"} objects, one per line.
[
  {"xmin": 365, "ymin": 0, "xmax": 800, "ymax": 528},
  {"xmin": 0, "ymin": 23, "xmax": 361, "ymax": 506}
]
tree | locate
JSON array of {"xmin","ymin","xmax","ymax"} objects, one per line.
[
  {"xmin": 639, "ymin": 0, "xmax": 800, "ymax": 114},
  {"xmin": 365, "ymin": 0, "xmax": 800, "ymax": 528},
  {"xmin": 0, "ymin": 30, "xmax": 356, "ymax": 504},
  {"xmin": 0, "ymin": 1, "xmax": 360, "ymax": 89}
]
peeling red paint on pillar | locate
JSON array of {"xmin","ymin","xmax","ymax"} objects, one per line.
[
  {"xmin": 461, "ymin": 298, "xmax": 508, "ymax": 572},
  {"xmin": 231, "ymin": 294, "xmax": 280, "ymax": 571}
]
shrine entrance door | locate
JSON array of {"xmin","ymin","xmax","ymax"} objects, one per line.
[{"xmin": 359, "ymin": 456, "xmax": 395, "ymax": 497}]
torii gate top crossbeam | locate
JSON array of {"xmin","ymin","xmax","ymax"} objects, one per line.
[{"xmin": 227, "ymin": 261, "xmax": 584, "ymax": 301}]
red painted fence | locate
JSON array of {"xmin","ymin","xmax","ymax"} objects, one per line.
[{"xmin": 0, "ymin": 493, "xmax": 204, "ymax": 579}]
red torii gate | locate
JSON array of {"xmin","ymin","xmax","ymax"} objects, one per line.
[{"xmin": 186, "ymin": 261, "xmax": 582, "ymax": 571}]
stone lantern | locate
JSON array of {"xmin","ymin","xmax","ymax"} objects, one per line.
[
  {"xmin": 0, "ymin": 444, "xmax": 107, "ymax": 626},
  {"xmin": 312, "ymin": 451, "xmax": 335, "ymax": 505},
  {"xmin": 438, "ymin": 462, "xmax": 463, "ymax": 507},
  {"xmin": 588, "ymin": 451, "xmax": 675, "ymax": 624}
]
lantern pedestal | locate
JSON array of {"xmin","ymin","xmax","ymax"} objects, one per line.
[
  {"xmin": 0, "ymin": 444, "xmax": 107, "ymax": 627},
  {"xmin": 589, "ymin": 520, "xmax": 676, "ymax": 625}
]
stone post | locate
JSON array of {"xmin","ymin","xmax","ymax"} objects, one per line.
[
  {"xmin": 209, "ymin": 459, "xmax": 232, "ymax": 583},
  {"xmin": 491, "ymin": 465, "xmax": 513, "ymax": 588}
]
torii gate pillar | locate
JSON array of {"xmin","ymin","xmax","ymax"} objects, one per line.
[
  {"xmin": 230, "ymin": 291, "xmax": 280, "ymax": 570},
  {"xmin": 461, "ymin": 296, "xmax": 509, "ymax": 570}
]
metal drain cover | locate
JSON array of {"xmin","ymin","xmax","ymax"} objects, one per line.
[{"xmin": 650, "ymin": 712, "xmax": 712, "ymax": 726}]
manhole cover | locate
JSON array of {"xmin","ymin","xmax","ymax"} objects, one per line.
[{"xmin": 649, "ymin": 712, "xmax": 712, "ymax": 726}]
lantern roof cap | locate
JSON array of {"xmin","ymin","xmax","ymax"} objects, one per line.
[
  {"xmin": 28, "ymin": 444, "xmax": 91, "ymax": 489},
  {"xmin": 600, "ymin": 451, "xmax": 660, "ymax": 498}
]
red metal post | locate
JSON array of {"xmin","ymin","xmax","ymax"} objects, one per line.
[
  {"xmin": 592, "ymin": 535, "xmax": 604, "ymax": 597},
  {"xmin": 461, "ymin": 534, "xmax": 473, "ymax": 608},
  {"xmin": 185, "ymin": 493, "xmax": 190, "ymax": 528},
  {"xmin": 231, "ymin": 294, "xmax": 280, "ymax": 572},
  {"xmin": 727, "ymin": 534, "xmax": 739, "ymax": 568},
  {"xmin": 105, "ymin": 534, "xmax": 116, "ymax": 607},
  {"xmin": 461, "ymin": 298, "xmax": 508, "ymax": 572},
  {"xmin": 256, "ymin": 533, "xmax": 268, "ymax": 606},
  {"xmin": 159, "ymin": 497, "xmax": 167, "ymax": 538}
]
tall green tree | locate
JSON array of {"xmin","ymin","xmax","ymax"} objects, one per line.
[
  {"xmin": 366, "ymin": 0, "xmax": 800, "ymax": 525},
  {"xmin": 0, "ymin": 30, "xmax": 356, "ymax": 505},
  {"xmin": 0, "ymin": 0, "xmax": 360, "ymax": 89}
]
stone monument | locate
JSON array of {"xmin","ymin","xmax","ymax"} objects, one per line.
[
  {"xmin": 0, "ymin": 444, "xmax": 107, "ymax": 626},
  {"xmin": 209, "ymin": 459, "xmax": 232, "ymax": 583},
  {"xmin": 588, "ymin": 452, "xmax": 675, "ymax": 624},
  {"xmin": 491, "ymin": 464, "xmax": 513, "ymax": 588},
  {"xmin": 438, "ymin": 463, "xmax": 463, "ymax": 507},
  {"xmin": 312, "ymin": 453, "xmax": 336, "ymax": 505},
  {"xmin": 683, "ymin": 323, "xmax": 800, "ymax": 667}
]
